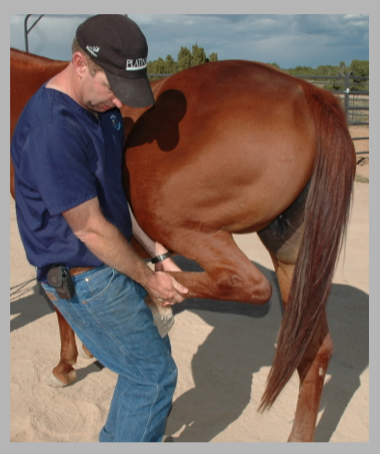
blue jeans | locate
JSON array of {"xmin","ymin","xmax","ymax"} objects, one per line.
[{"xmin": 42, "ymin": 265, "xmax": 177, "ymax": 442}]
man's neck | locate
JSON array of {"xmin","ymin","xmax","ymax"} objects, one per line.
[{"xmin": 46, "ymin": 64, "xmax": 77, "ymax": 103}]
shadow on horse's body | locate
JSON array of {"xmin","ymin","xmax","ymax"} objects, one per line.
[{"xmin": 10, "ymin": 48, "xmax": 356, "ymax": 442}]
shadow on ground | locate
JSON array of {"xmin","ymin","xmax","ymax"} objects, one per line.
[
  {"xmin": 165, "ymin": 256, "xmax": 369, "ymax": 442},
  {"xmin": 10, "ymin": 256, "xmax": 368, "ymax": 442}
]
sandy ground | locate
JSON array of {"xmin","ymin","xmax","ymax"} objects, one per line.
[{"xmin": 10, "ymin": 130, "xmax": 369, "ymax": 442}]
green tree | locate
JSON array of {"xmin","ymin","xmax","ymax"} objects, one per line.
[
  {"xmin": 165, "ymin": 54, "xmax": 177, "ymax": 74},
  {"xmin": 191, "ymin": 44, "xmax": 207, "ymax": 66},
  {"xmin": 350, "ymin": 59, "xmax": 369, "ymax": 77},
  {"xmin": 315, "ymin": 64, "xmax": 340, "ymax": 76},
  {"xmin": 147, "ymin": 57, "xmax": 168, "ymax": 81},
  {"xmin": 339, "ymin": 61, "xmax": 348, "ymax": 74},
  {"xmin": 349, "ymin": 60, "xmax": 369, "ymax": 91},
  {"xmin": 208, "ymin": 52, "xmax": 218, "ymax": 62},
  {"xmin": 148, "ymin": 44, "xmax": 218, "ymax": 78},
  {"xmin": 177, "ymin": 46, "xmax": 192, "ymax": 72},
  {"xmin": 318, "ymin": 63, "xmax": 346, "ymax": 91},
  {"xmin": 288, "ymin": 65, "xmax": 315, "ymax": 76}
]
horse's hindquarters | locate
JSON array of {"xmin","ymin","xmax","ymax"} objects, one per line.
[{"xmin": 126, "ymin": 62, "xmax": 317, "ymax": 239}]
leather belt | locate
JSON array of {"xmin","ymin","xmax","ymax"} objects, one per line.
[{"xmin": 69, "ymin": 267, "xmax": 95, "ymax": 276}]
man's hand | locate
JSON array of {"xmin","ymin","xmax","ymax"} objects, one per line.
[{"xmin": 146, "ymin": 271, "xmax": 188, "ymax": 306}]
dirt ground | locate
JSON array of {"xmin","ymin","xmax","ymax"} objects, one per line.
[
  {"xmin": 350, "ymin": 126, "xmax": 369, "ymax": 180},
  {"xmin": 10, "ymin": 128, "xmax": 369, "ymax": 442}
]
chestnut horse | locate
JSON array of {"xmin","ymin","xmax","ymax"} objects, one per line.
[{"xmin": 10, "ymin": 48, "xmax": 356, "ymax": 442}]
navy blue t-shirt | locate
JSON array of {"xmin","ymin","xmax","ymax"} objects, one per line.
[{"xmin": 11, "ymin": 85, "xmax": 132, "ymax": 281}]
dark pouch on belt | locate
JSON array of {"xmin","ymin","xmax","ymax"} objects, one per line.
[{"xmin": 47, "ymin": 265, "xmax": 76, "ymax": 300}]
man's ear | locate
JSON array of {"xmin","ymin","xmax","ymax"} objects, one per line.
[{"xmin": 72, "ymin": 52, "xmax": 88, "ymax": 78}]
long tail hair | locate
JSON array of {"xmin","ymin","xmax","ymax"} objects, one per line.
[{"xmin": 259, "ymin": 85, "xmax": 356, "ymax": 410}]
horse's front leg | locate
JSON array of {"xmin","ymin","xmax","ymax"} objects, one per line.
[{"xmin": 47, "ymin": 307, "xmax": 79, "ymax": 387}]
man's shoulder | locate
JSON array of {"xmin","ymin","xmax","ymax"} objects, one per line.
[
  {"xmin": 16, "ymin": 87, "xmax": 94, "ymax": 145},
  {"xmin": 18, "ymin": 85, "xmax": 50, "ymax": 121}
]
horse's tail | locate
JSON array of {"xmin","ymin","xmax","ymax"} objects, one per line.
[{"xmin": 259, "ymin": 85, "xmax": 356, "ymax": 411}]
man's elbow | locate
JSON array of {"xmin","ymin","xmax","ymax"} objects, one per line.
[{"xmin": 73, "ymin": 227, "xmax": 100, "ymax": 247}]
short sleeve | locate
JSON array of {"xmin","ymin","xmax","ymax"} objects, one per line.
[{"xmin": 25, "ymin": 123, "xmax": 98, "ymax": 216}]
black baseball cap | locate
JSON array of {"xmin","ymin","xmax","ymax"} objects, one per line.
[{"xmin": 76, "ymin": 14, "xmax": 154, "ymax": 108}]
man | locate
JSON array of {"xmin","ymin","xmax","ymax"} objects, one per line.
[{"xmin": 11, "ymin": 14, "xmax": 188, "ymax": 442}]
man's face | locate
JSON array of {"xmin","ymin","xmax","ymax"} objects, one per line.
[{"xmin": 81, "ymin": 69, "xmax": 123, "ymax": 112}]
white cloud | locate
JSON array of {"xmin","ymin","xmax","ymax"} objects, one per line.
[
  {"xmin": 10, "ymin": 14, "xmax": 369, "ymax": 68},
  {"xmin": 343, "ymin": 14, "xmax": 369, "ymax": 20}
]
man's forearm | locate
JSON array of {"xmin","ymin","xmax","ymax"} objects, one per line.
[
  {"xmin": 77, "ymin": 218, "xmax": 187, "ymax": 304},
  {"xmin": 62, "ymin": 197, "xmax": 188, "ymax": 304},
  {"xmin": 63, "ymin": 197, "xmax": 154, "ymax": 287},
  {"xmin": 77, "ymin": 215, "xmax": 154, "ymax": 288}
]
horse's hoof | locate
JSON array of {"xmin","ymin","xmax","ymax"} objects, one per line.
[
  {"xmin": 145, "ymin": 300, "xmax": 175, "ymax": 338},
  {"xmin": 45, "ymin": 369, "xmax": 77, "ymax": 387}
]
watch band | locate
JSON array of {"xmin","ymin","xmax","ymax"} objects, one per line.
[{"xmin": 150, "ymin": 252, "xmax": 171, "ymax": 264}]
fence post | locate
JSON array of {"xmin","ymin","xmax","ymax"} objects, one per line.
[
  {"xmin": 344, "ymin": 72, "xmax": 350, "ymax": 119},
  {"xmin": 24, "ymin": 14, "xmax": 44, "ymax": 53}
]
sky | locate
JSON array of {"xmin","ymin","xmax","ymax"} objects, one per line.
[{"xmin": 10, "ymin": 14, "xmax": 369, "ymax": 70}]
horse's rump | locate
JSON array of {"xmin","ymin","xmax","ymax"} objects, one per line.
[{"xmin": 125, "ymin": 60, "xmax": 318, "ymax": 245}]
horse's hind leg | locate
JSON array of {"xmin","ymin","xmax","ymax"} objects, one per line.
[
  {"xmin": 166, "ymin": 228, "xmax": 272, "ymax": 304},
  {"xmin": 290, "ymin": 310, "xmax": 333, "ymax": 441},
  {"xmin": 258, "ymin": 183, "xmax": 333, "ymax": 441},
  {"xmin": 270, "ymin": 259, "xmax": 333, "ymax": 441}
]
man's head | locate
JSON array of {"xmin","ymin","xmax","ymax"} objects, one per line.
[{"xmin": 75, "ymin": 15, "xmax": 154, "ymax": 108}]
